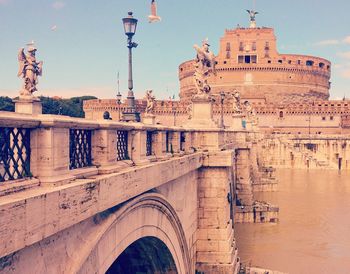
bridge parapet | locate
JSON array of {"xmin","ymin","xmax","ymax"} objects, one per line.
[{"xmin": 0, "ymin": 110, "xmax": 258, "ymax": 273}]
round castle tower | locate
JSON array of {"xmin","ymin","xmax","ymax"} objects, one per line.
[{"xmin": 179, "ymin": 14, "xmax": 331, "ymax": 103}]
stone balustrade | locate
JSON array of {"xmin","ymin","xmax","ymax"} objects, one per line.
[{"xmin": 0, "ymin": 111, "xmax": 248, "ymax": 188}]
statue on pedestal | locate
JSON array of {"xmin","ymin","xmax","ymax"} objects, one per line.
[
  {"xmin": 193, "ymin": 39, "xmax": 216, "ymax": 98},
  {"xmin": 145, "ymin": 89, "xmax": 155, "ymax": 114},
  {"xmin": 246, "ymin": 9, "xmax": 258, "ymax": 28},
  {"xmin": 232, "ymin": 89, "xmax": 242, "ymax": 113},
  {"xmin": 243, "ymin": 100, "xmax": 258, "ymax": 124},
  {"xmin": 17, "ymin": 43, "xmax": 43, "ymax": 97}
]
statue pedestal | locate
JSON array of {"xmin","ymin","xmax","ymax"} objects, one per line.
[
  {"xmin": 143, "ymin": 114, "xmax": 156, "ymax": 125},
  {"xmin": 185, "ymin": 95, "xmax": 218, "ymax": 128},
  {"xmin": 231, "ymin": 113, "xmax": 245, "ymax": 130},
  {"xmin": 14, "ymin": 96, "xmax": 42, "ymax": 115}
]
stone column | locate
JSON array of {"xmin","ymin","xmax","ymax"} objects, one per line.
[
  {"xmin": 30, "ymin": 127, "xmax": 73, "ymax": 184},
  {"xmin": 235, "ymin": 148, "xmax": 254, "ymax": 205},
  {"xmin": 196, "ymin": 161, "xmax": 238, "ymax": 273}
]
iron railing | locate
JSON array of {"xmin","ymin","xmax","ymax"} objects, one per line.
[
  {"xmin": 165, "ymin": 131, "xmax": 170, "ymax": 153},
  {"xmin": 146, "ymin": 131, "xmax": 153, "ymax": 156},
  {"xmin": 0, "ymin": 127, "xmax": 31, "ymax": 182},
  {"xmin": 180, "ymin": 132, "xmax": 186, "ymax": 151},
  {"xmin": 116, "ymin": 130, "xmax": 129, "ymax": 161},
  {"xmin": 69, "ymin": 129, "xmax": 92, "ymax": 169}
]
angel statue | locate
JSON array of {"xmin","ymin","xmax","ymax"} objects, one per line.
[
  {"xmin": 193, "ymin": 39, "xmax": 216, "ymax": 96},
  {"xmin": 243, "ymin": 100, "xmax": 258, "ymax": 124},
  {"xmin": 232, "ymin": 89, "xmax": 242, "ymax": 113},
  {"xmin": 246, "ymin": 9, "xmax": 258, "ymax": 22},
  {"xmin": 145, "ymin": 89, "xmax": 155, "ymax": 114},
  {"xmin": 246, "ymin": 9, "xmax": 258, "ymax": 28},
  {"xmin": 17, "ymin": 44, "xmax": 43, "ymax": 97}
]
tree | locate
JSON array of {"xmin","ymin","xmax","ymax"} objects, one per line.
[
  {"xmin": 0, "ymin": 96, "xmax": 97, "ymax": 118},
  {"xmin": 0, "ymin": 97, "xmax": 15, "ymax": 112}
]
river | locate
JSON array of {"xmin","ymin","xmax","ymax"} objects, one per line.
[{"xmin": 235, "ymin": 169, "xmax": 350, "ymax": 274}]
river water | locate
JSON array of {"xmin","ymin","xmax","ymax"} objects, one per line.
[{"xmin": 235, "ymin": 169, "xmax": 350, "ymax": 274}]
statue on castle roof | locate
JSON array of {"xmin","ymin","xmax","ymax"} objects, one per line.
[
  {"xmin": 145, "ymin": 89, "xmax": 155, "ymax": 114},
  {"xmin": 246, "ymin": 9, "xmax": 258, "ymax": 28},
  {"xmin": 193, "ymin": 39, "xmax": 216, "ymax": 98},
  {"xmin": 17, "ymin": 42, "xmax": 43, "ymax": 97}
]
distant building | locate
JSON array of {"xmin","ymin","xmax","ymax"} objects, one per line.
[{"xmin": 84, "ymin": 12, "xmax": 350, "ymax": 134}]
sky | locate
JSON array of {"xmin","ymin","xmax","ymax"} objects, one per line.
[{"xmin": 0, "ymin": 0, "xmax": 350, "ymax": 100}]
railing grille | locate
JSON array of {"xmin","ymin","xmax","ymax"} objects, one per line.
[
  {"xmin": 180, "ymin": 132, "xmax": 186, "ymax": 151},
  {"xmin": 116, "ymin": 130, "xmax": 129, "ymax": 161},
  {"xmin": 0, "ymin": 127, "xmax": 31, "ymax": 182},
  {"xmin": 69, "ymin": 129, "xmax": 92, "ymax": 170},
  {"xmin": 165, "ymin": 131, "xmax": 170, "ymax": 153},
  {"xmin": 146, "ymin": 131, "xmax": 153, "ymax": 156}
]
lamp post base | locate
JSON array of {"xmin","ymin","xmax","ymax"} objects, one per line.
[{"xmin": 122, "ymin": 111, "xmax": 140, "ymax": 122}]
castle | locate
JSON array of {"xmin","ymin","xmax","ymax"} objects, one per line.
[{"xmin": 84, "ymin": 12, "xmax": 350, "ymax": 134}]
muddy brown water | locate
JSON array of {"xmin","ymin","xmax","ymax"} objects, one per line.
[{"xmin": 235, "ymin": 169, "xmax": 350, "ymax": 274}]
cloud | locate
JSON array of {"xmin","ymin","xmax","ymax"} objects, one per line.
[
  {"xmin": 314, "ymin": 39, "xmax": 340, "ymax": 46},
  {"xmin": 337, "ymin": 51, "xmax": 350, "ymax": 59},
  {"xmin": 52, "ymin": 1, "xmax": 65, "ymax": 10},
  {"xmin": 0, "ymin": 0, "xmax": 10, "ymax": 5},
  {"xmin": 343, "ymin": 36, "xmax": 350, "ymax": 44},
  {"xmin": 340, "ymin": 69, "xmax": 350, "ymax": 79}
]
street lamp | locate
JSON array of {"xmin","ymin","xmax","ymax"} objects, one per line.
[
  {"xmin": 220, "ymin": 91, "xmax": 225, "ymax": 128},
  {"xmin": 122, "ymin": 12, "xmax": 140, "ymax": 122},
  {"xmin": 116, "ymin": 91, "xmax": 122, "ymax": 121}
]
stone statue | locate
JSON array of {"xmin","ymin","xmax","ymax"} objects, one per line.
[
  {"xmin": 232, "ymin": 89, "xmax": 242, "ymax": 113},
  {"xmin": 186, "ymin": 103, "xmax": 192, "ymax": 119},
  {"xmin": 17, "ymin": 44, "xmax": 43, "ymax": 97},
  {"xmin": 243, "ymin": 100, "xmax": 258, "ymax": 124},
  {"xmin": 145, "ymin": 89, "xmax": 155, "ymax": 114},
  {"xmin": 246, "ymin": 9, "xmax": 258, "ymax": 28},
  {"xmin": 246, "ymin": 9, "xmax": 258, "ymax": 21},
  {"xmin": 193, "ymin": 39, "xmax": 216, "ymax": 96}
]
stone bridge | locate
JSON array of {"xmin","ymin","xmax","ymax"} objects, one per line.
[{"xmin": 0, "ymin": 111, "xmax": 267, "ymax": 274}]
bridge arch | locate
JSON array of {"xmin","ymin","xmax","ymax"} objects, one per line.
[{"xmin": 71, "ymin": 193, "xmax": 191, "ymax": 274}]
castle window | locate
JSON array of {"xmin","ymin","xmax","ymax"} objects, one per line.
[
  {"xmin": 238, "ymin": 55, "xmax": 244, "ymax": 63},
  {"xmin": 239, "ymin": 42, "xmax": 244, "ymax": 51},
  {"xmin": 330, "ymin": 116, "xmax": 334, "ymax": 120},
  {"xmin": 226, "ymin": 51, "xmax": 231, "ymax": 59},
  {"xmin": 306, "ymin": 60, "xmax": 314, "ymax": 66},
  {"xmin": 245, "ymin": 55, "xmax": 251, "ymax": 63},
  {"xmin": 252, "ymin": 42, "xmax": 257, "ymax": 51},
  {"xmin": 224, "ymin": 61, "xmax": 227, "ymax": 64},
  {"xmin": 327, "ymin": 65, "xmax": 330, "ymax": 70},
  {"xmin": 251, "ymin": 55, "xmax": 257, "ymax": 63},
  {"xmin": 297, "ymin": 60, "xmax": 301, "ymax": 65},
  {"xmin": 180, "ymin": 68, "xmax": 183, "ymax": 72},
  {"xmin": 279, "ymin": 111, "xmax": 284, "ymax": 118},
  {"xmin": 265, "ymin": 42, "xmax": 269, "ymax": 50},
  {"xmin": 319, "ymin": 62, "xmax": 325, "ymax": 68},
  {"xmin": 288, "ymin": 60, "xmax": 292, "ymax": 64},
  {"xmin": 322, "ymin": 117, "xmax": 326, "ymax": 121},
  {"xmin": 226, "ymin": 42, "xmax": 231, "ymax": 51},
  {"xmin": 267, "ymin": 60, "xmax": 271, "ymax": 64},
  {"xmin": 278, "ymin": 59, "xmax": 283, "ymax": 64}
]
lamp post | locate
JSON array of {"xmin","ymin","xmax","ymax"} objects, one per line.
[
  {"xmin": 116, "ymin": 91, "xmax": 122, "ymax": 121},
  {"xmin": 220, "ymin": 91, "xmax": 225, "ymax": 128},
  {"xmin": 122, "ymin": 12, "xmax": 140, "ymax": 122}
]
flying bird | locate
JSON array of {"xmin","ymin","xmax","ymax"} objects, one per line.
[
  {"xmin": 148, "ymin": 0, "xmax": 161, "ymax": 23},
  {"xmin": 51, "ymin": 25, "xmax": 57, "ymax": 31}
]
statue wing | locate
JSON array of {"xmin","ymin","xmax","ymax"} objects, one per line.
[
  {"xmin": 37, "ymin": 61, "xmax": 43, "ymax": 76},
  {"xmin": 246, "ymin": 9, "xmax": 251, "ymax": 14},
  {"xmin": 17, "ymin": 48, "xmax": 26, "ymax": 77}
]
